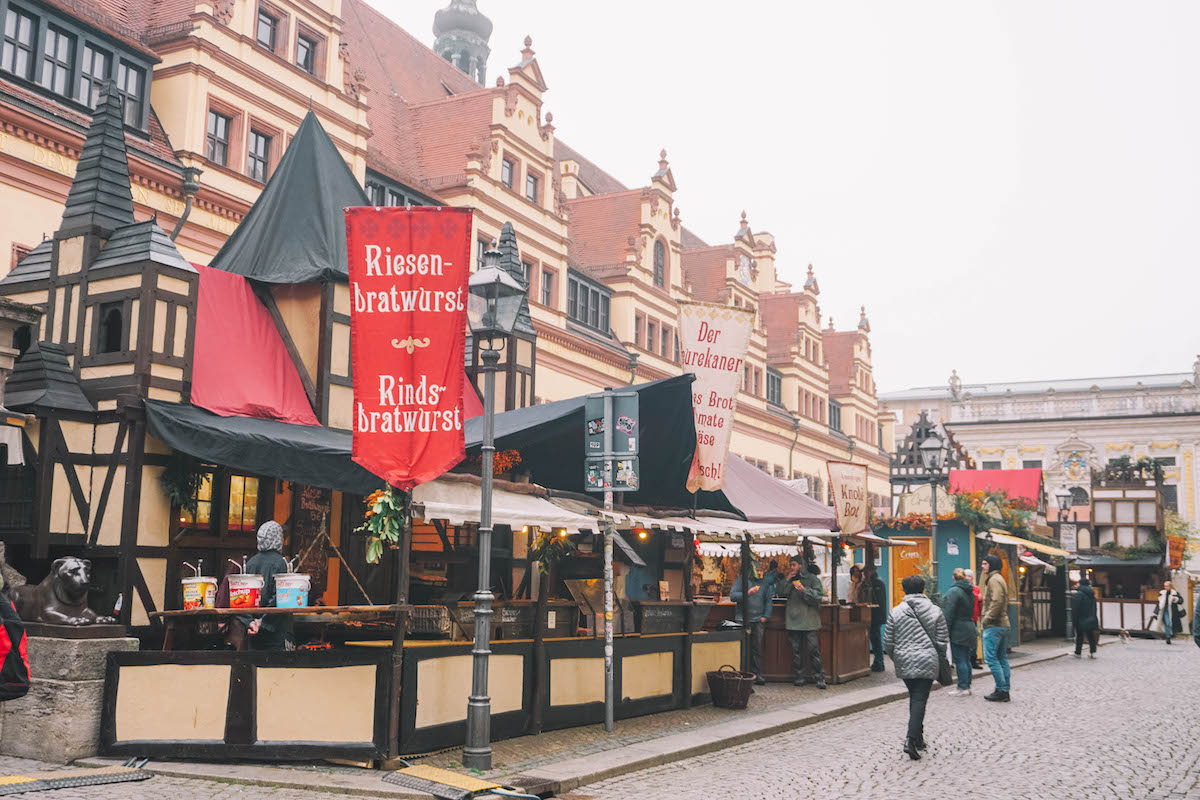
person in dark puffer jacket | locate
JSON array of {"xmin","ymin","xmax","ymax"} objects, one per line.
[
  {"xmin": 1071, "ymin": 577, "xmax": 1100, "ymax": 658},
  {"xmin": 886, "ymin": 573, "xmax": 948, "ymax": 761},
  {"xmin": 941, "ymin": 568, "xmax": 977, "ymax": 695}
]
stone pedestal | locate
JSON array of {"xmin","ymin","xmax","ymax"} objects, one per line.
[{"xmin": 0, "ymin": 634, "xmax": 138, "ymax": 763}]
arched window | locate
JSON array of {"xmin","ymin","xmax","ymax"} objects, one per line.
[
  {"xmin": 653, "ymin": 240, "xmax": 666, "ymax": 288},
  {"xmin": 99, "ymin": 303, "xmax": 123, "ymax": 354},
  {"xmin": 12, "ymin": 325, "xmax": 31, "ymax": 356},
  {"xmin": 1069, "ymin": 486, "xmax": 1089, "ymax": 507}
]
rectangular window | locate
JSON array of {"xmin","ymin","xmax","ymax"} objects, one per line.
[
  {"xmin": 982, "ymin": 461, "xmax": 1001, "ymax": 470},
  {"xmin": 116, "ymin": 61, "xmax": 145, "ymax": 128},
  {"xmin": 520, "ymin": 260, "xmax": 531, "ymax": 286},
  {"xmin": 501, "ymin": 158, "xmax": 514, "ymax": 189},
  {"xmin": 599, "ymin": 294, "xmax": 610, "ymax": 332},
  {"xmin": 296, "ymin": 33, "xmax": 316, "ymax": 74},
  {"xmin": 743, "ymin": 365, "xmax": 751, "ymax": 392},
  {"xmin": 256, "ymin": 10, "xmax": 277, "ymax": 50},
  {"xmin": 205, "ymin": 109, "xmax": 232, "ymax": 166},
  {"xmin": 78, "ymin": 44, "xmax": 110, "ymax": 107},
  {"xmin": 1153, "ymin": 457, "xmax": 1177, "ymax": 467},
  {"xmin": 226, "ymin": 475, "xmax": 260, "ymax": 532},
  {"xmin": 634, "ymin": 313, "xmax": 643, "ymax": 347},
  {"xmin": 178, "ymin": 471, "xmax": 214, "ymax": 532},
  {"xmin": 247, "ymin": 130, "xmax": 271, "ymax": 182},
  {"xmin": 540, "ymin": 269, "xmax": 553, "ymax": 306},
  {"xmin": 1022, "ymin": 460, "xmax": 1042, "ymax": 470},
  {"xmin": 366, "ymin": 181, "xmax": 385, "ymax": 205},
  {"xmin": 753, "ymin": 368, "xmax": 762, "ymax": 396},
  {"xmin": 673, "ymin": 333, "xmax": 680, "ymax": 362},
  {"xmin": 525, "ymin": 172, "xmax": 540, "ymax": 203},
  {"xmin": 566, "ymin": 277, "xmax": 578, "ymax": 319},
  {"xmin": 387, "ymin": 189, "xmax": 404, "ymax": 206},
  {"xmin": 828, "ymin": 400, "xmax": 842, "ymax": 432},
  {"xmin": 477, "ymin": 239, "xmax": 488, "ymax": 268},
  {"xmin": 661, "ymin": 328, "xmax": 670, "ymax": 358},
  {"xmin": 646, "ymin": 321, "xmax": 657, "ymax": 353},
  {"xmin": 39, "ymin": 25, "xmax": 73, "ymax": 96},
  {"xmin": 1, "ymin": 7, "xmax": 37, "ymax": 79},
  {"xmin": 767, "ymin": 371, "xmax": 782, "ymax": 406},
  {"xmin": 587, "ymin": 286, "xmax": 599, "ymax": 327}
]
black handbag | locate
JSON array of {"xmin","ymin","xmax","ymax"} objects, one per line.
[{"xmin": 906, "ymin": 598, "xmax": 952, "ymax": 686}]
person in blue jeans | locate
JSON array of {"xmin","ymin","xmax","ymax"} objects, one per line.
[
  {"xmin": 979, "ymin": 554, "xmax": 1011, "ymax": 701},
  {"xmin": 941, "ymin": 568, "xmax": 977, "ymax": 695}
]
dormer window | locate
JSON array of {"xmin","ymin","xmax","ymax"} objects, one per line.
[
  {"xmin": 653, "ymin": 240, "xmax": 665, "ymax": 288},
  {"xmin": 79, "ymin": 44, "xmax": 110, "ymax": 107},
  {"xmin": 1, "ymin": 6, "xmax": 37, "ymax": 80},
  {"xmin": 39, "ymin": 25, "xmax": 74, "ymax": 96},
  {"xmin": 116, "ymin": 61, "xmax": 145, "ymax": 128}
]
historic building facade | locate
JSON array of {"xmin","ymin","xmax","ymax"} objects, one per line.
[
  {"xmin": 881, "ymin": 365, "xmax": 1200, "ymax": 527},
  {"xmin": 0, "ymin": 0, "xmax": 895, "ymax": 511}
]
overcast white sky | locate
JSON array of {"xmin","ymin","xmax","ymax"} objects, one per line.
[{"xmin": 376, "ymin": 1, "xmax": 1200, "ymax": 392}]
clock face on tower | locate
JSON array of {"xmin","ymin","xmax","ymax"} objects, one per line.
[{"xmin": 737, "ymin": 255, "xmax": 751, "ymax": 285}]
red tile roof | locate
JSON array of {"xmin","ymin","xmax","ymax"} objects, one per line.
[
  {"xmin": 343, "ymin": 0, "xmax": 481, "ymax": 105},
  {"xmin": 554, "ymin": 139, "xmax": 629, "ymax": 196},
  {"xmin": 761, "ymin": 294, "xmax": 803, "ymax": 362},
  {"xmin": 680, "ymin": 226, "xmax": 708, "ymax": 250},
  {"xmin": 1, "ymin": 78, "xmax": 180, "ymax": 166},
  {"xmin": 822, "ymin": 329, "xmax": 859, "ymax": 394},
  {"xmin": 681, "ymin": 246, "xmax": 729, "ymax": 303},
  {"xmin": 565, "ymin": 191, "xmax": 640, "ymax": 271},
  {"xmin": 43, "ymin": 0, "xmax": 162, "ymax": 59}
]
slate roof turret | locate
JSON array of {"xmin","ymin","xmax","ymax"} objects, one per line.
[{"xmin": 58, "ymin": 81, "xmax": 135, "ymax": 238}]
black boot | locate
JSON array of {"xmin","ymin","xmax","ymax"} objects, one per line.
[
  {"xmin": 983, "ymin": 690, "xmax": 1010, "ymax": 702},
  {"xmin": 914, "ymin": 736, "xmax": 927, "ymax": 751},
  {"xmin": 903, "ymin": 738, "xmax": 921, "ymax": 760},
  {"xmin": 871, "ymin": 660, "xmax": 885, "ymax": 672}
]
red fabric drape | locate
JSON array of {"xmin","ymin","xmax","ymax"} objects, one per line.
[{"xmin": 191, "ymin": 264, "xmax": 319, "ymax": 425}]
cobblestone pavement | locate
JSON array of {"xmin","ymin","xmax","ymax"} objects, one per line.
[
  {"xmin": 0, "ymin": 755, "xmax": 393, "ymax": 799},
  {"xmin": 572, "ymin": 638, "xmax": 1200, "ymax": 800}
]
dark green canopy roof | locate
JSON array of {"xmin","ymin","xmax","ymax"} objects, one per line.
[{"xmin": 208, "ymin": 111, "xmax": 369, "ymax": 284}]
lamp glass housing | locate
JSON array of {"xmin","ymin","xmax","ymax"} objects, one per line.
[
  {"xmin": 1054, "ymin": 487, "xmax": 1073, "ymax": 509},
  {"xmin": 467, "ymin": 248, "xmax": 524, "ymax": 342},
  {"xmin": 919, "ymin": 435, "xmax": 945, "ymax": 473}
]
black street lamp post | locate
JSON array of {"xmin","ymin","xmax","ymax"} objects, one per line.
[
  {"xmin": 919, "ymin": 431, "xmax": 947, "ymax": 593},
  {"xmin": 1054, "ymin": 486, "xmax": 1075, "ymax": 641},
  {"xmin": 462, "ymin": 244, "xmax": 524, "ymax": 771}
]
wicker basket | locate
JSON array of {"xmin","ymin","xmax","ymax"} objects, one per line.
[{"xmin": 706, "ymin": 664, "xmax": 756, "ymax": 709}]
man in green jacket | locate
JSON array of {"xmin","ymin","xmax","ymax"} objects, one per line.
[
  {"xmin": 784, "ymin": 555, "xmax": 826, "ymax": 689},
  {"xmin": 979, "ymin": 554, "xmax": 1011, "ymax": 702}
]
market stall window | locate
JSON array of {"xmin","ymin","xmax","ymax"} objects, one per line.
[
  {"xmin": 227, "ymin": 475, "xmax": 259, "ymax": 532},
  {"xmin": 179, "ymin": 471, "xmax": 214, "ymax": 532}
]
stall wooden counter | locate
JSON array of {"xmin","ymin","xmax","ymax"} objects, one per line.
[{"xmin": 704, "ymin": 599, "xmax": 873, "ymax": 684}]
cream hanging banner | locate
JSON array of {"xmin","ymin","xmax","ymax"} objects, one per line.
[
  {"xmin": 827, "ymin": 460, "xmax": 869, "ymax": 535},
  {"xmin": 678, "ymin": 301, "xmax": 755, "ymax": 492}
]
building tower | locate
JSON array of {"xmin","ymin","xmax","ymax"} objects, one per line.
[{"xmin": 432, "ymin": 0, "xmax": 493, "ymax": 84}]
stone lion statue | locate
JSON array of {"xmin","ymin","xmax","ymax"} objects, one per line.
[{"xmin": 11, "ymin": 557, "xmax": 116, "ymax": 626}]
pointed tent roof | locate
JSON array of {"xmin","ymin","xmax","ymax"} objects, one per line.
[
  {"xmin": 209, "ymin": 111, "xmax": 369, "ymax": 284},
  {"xmin": 495, "ymin": 222, "xmax": 534, "ymax": 335},
  {"xmin": 6, "ymin": 342, "xmax": 95, "ymax": 413},
  {"xmin": 91, "ymin": 219, "xmax": 196, "ymax": 272},
  {"xmin": 59, "ymin": 81, "xmax": 135, "ymax": 237}
]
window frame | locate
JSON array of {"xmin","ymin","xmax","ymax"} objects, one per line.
[
  {"xmin": 828, "ymin": 399, "xmax": 843, "ymax": 432},
  {"xmin": 652, "ymin": 239, "xmax": 666, "ymax": 288},
  {"xmin": 255, "ymin": 8, "xmax": 278, "ymax": 51},
  {"xmin": 116, "ymin": 59, "xmax": 146, "ymax": 129},
  {"xmin": 38, "ymin": 23, "xmax": 73, "ymax": 96},
  {"xmin": 78, "ymin": 42, "xmax": 110, "ymax": 107},
  {"xmin": 295, "ymin": 26, "xmax": 324, "ymax": 77},
  {"xmin": 525, "ymin": 169, "xmax": 541, "ymax": 204},
  {"xmin": 539, "ymin": 267, "xmax": 555, "ymax": 307},
  {"xmin": 1, "ymin": 4, "xmax": 37, "ymax": 81},
  {"xmin": 766, "ymin": 369, "xmax": 783, "ymax": 407},
  {"xmin": 501, "ymin": 157, "xmax": 515, "ymax": 190},
  {"xmin": 247, "ymin": 128, "xmax": 272, "ymax": 183},
  {"xmin": 174, "ymin": 465, "xmax": 273, "ymax": 545},
  {"xmin": 205, "ymin": 107, "xmax": 233, "ymax": 167}
]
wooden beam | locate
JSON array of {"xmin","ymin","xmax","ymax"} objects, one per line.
[
  {"xmin": 87, "ymin": 419, "xmax": 127, "ymax": 547},
  {"xmin": 432, "ymin": 518, "xmax": 454, "ymax": 552},
  {"xmin": 116, "ymin": 406, "xmax": 147, "ymax": 627}
]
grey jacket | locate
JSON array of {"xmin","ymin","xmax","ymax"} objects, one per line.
[
  {"xmin": 885, "ymin": 593, "xmax": 949, "ymax": 680},
  {"xmin": 730, "ymin": 575, "xmax": 774, "ymax": 623},
  {"xmin": 784, "ymin": 571, "xmax": 824, "ymax": 631}
]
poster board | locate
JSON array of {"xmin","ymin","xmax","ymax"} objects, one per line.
[
  {"xmin": 292, "ymin": 485, "xmax": 332, "ymax": 597},
  {"xmin": 890, "ymin": 537, "xmax": 931, "ymax": 602}
]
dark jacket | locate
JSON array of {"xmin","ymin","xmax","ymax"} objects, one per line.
[
  {"xmin": 1071, "ymin": 585, "xmax": 1099, "ymax": 632},
  {"xmin": 730, "ymin": 575, "xmax": 774, "ymax": 623},
  {"xmin": 864, "ymin": 576, "xmax": 887, "ymax": 626},
  {"xmin": 784, "ymin": 570, "xmax": 824, "ymax": 631},
  {"xmin": 241, "ymin": 550, "xmax": 291, "ymax": 649},
  {"xmin": 941, "ymin": 579, "xmax": 978, "ymax": 648}
]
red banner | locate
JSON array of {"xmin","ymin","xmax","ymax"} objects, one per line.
[{"xmin": 345, "ymin": 207, "xmax": 471, "ymax": 489}]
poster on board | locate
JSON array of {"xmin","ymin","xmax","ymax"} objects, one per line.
[{"xmin": 827, "ymin": 460, "xmax": 870, "ymax": 535}]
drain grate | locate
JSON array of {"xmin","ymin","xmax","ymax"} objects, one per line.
[
  {"xmin": 382, "ymin": 765, "xmax": 500, "ymax": 799},
  {"xmin": 0, "ymin": 766, "xmax": 151, "ymax": 795}
]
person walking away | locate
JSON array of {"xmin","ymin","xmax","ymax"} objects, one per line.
[
  {"xmin": 886, "ymin": 574, "xmax": 949, "ymax": 760},
  {"xmin": 1193, "ymin": 593, "xmax": 1200, "ymax": 648},
  {"xmin": 941, "ymin": 568, "xmax": 977, "ymax": 695},
  {"xmin": 1149, "ymin": 580, "xmax": 1185, "ymax": 645},
  {"xmin": 965, "ymin": 568, "xmax": 983, "ymax": 669},
  {"xmin": 730, "ymin": 558, "xmax": 774, "ymax": 685},
  {"xmin": 784, "ymin": 556, "xmax": 827, "ymax": 689},
  {"xmin": 241, "ymin": 521, "xmax": 292, "ymax": 651},
  {"xmin": 979, "ymin": 554, "xmax": 1011, "ymax": 702},
  {"xmin": 865, "ymin": 564, "xmax": 887, "ymax": 672},
  {"xmin": 1071, "ymin": 577, "xmax": 1099, "ymax": 658}
]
